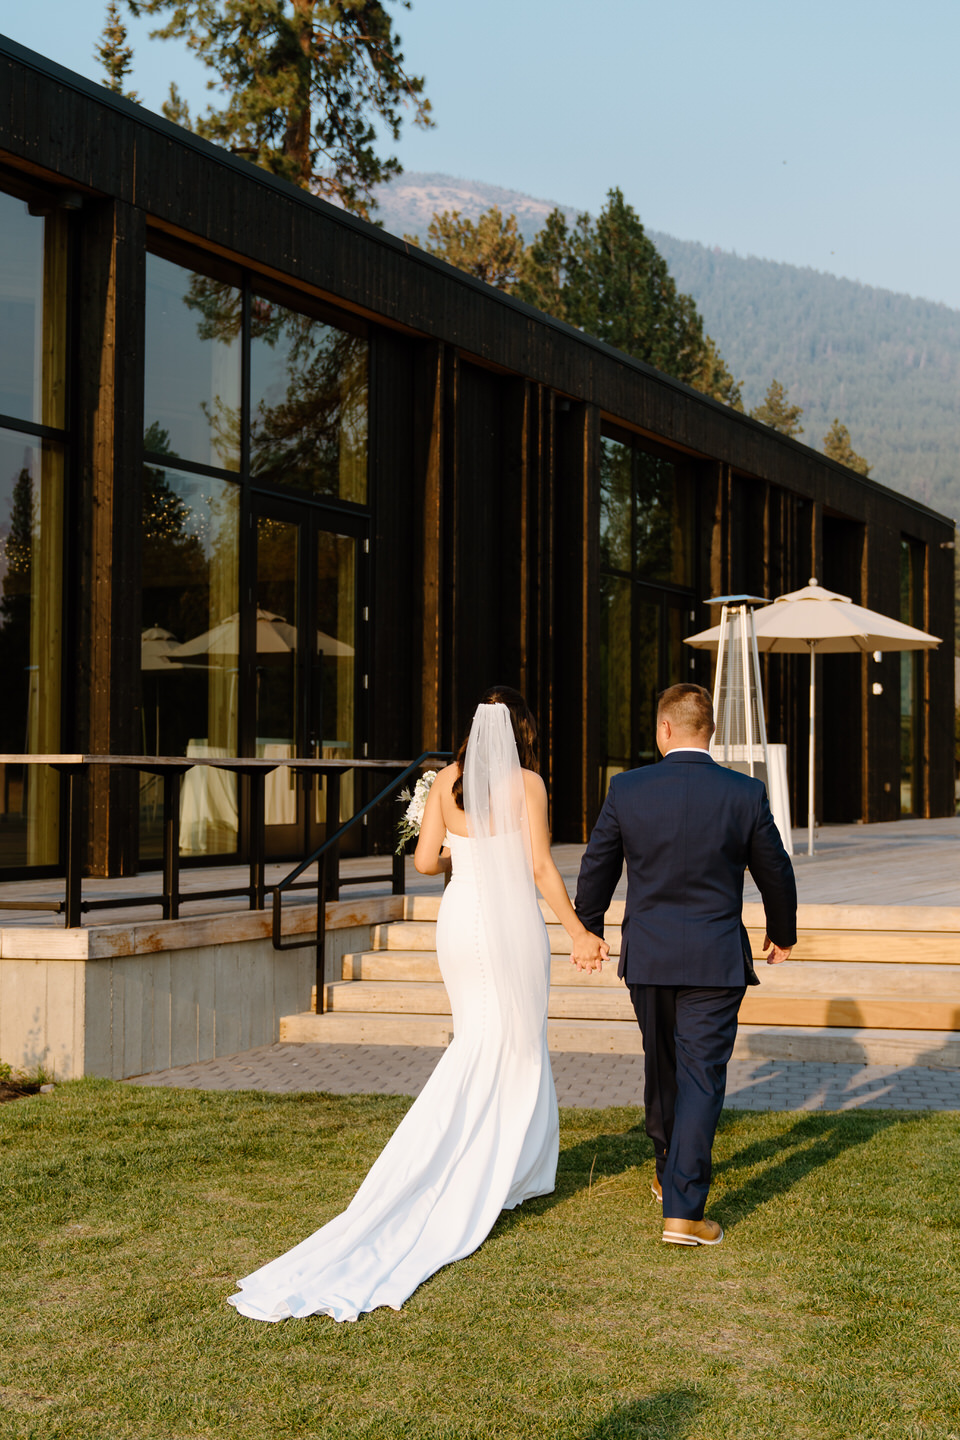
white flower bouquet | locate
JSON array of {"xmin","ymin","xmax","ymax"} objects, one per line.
[{"xmin": 395, "ymin": 770, "xmax": 438, "ymax": 854}]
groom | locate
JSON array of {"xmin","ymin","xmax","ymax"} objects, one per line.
[{"xmin": 572, "ymin": 684, "xmax": 797, "ymax": 1247}]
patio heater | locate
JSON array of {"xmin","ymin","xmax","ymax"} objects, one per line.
[{"xmin": 706, "ymin": 594, "xmax": 791, "ymax": 853}]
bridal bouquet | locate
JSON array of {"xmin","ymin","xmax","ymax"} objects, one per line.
[{"xmin": 395, "ymin": 770, "xmax": 438, "ymax": 854}]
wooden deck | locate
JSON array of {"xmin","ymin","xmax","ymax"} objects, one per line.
[{"xmin": 0, "ymin": 817, "xmax": 956, "ymax": 933}]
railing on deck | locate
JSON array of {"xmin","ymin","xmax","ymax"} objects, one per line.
[
  {"xmin": 269, "ymin": 752, "xmax": 453, "ymax": 1015},
  {"xmin": 0, "ymin": 755, "xmax": 453, "ymax": 979}
]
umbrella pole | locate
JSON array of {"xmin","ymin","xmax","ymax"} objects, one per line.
[{"xmin": 807, "ymin": 641, "xmax": 816, "ymax": 857}]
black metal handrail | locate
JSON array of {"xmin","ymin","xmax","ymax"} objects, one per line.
[
  {"xmin": 0, "ymin": 752, "xmax": 451, "ymax": 937},
  {"xmin": 270, "ymin": 752, "xmax": 453, "ymax": 1015}
]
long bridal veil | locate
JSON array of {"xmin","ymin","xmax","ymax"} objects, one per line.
[{"xmin": 463, "ymin": 702, "xmax": 550, "ymax": 1061}]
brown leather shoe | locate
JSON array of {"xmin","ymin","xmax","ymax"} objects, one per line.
[
  {"xmin": 650, "ymin": 1174, "xmax": 663, "ymax": 1204},
  {"xmin": 662, "ymin": 1217, "xmax": 723, "ymax": 1247}
]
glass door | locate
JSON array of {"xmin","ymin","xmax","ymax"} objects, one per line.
[{"xmin": 252, "ymin": 495, "xmax": 362, "ymax": 859}]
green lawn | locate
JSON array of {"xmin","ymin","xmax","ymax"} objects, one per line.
[{"xmin": 1, "ymin": 1080, "xmax": 958, "ymax": 1440}]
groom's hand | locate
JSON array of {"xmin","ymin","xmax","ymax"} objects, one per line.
[
  {"xmin": 571, "ymin": 931, "xmax": 609, "ymax": 973},
  {"xmin": 762, "ymin": 935, "xmax": 793, "ymax": 965}
]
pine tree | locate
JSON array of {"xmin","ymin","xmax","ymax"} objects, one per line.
[
  {"xmin": 408, "ymin": 191, "xmax": 743, "ymax": 406},
  {"xmin": 124, "ymin": 0, "xmax": 432, "ymax": 218},
  {"xmin": 693, "ymin": 334, "xmax": 744, "ymax": 411},
  {"xmin": 751, "ymin": 379, "xmax": 804, "ymax": 436},
  {"xmin": 822, "ymin": 418, "xmax": 871, "ymax": 476},
  {"xmin": 406, "ymin": 207, "xmax": 528, "ymax": 291},
  {"xmin": 561, "ymin": 190, "xmax": 706, "ymax": 386},
  {"xmin": 95, "ymin": 1, "xmax": 139, "ymax": 100}
]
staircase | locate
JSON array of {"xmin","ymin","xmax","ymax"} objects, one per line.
[{"xmin": 279, "ymin": 899, "xmax": 960, "ymax": 1067}]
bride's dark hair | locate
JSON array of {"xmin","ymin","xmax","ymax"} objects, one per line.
[{"xmin": 452, "ymin": 685, "xmax": 539, "ymax": 811}]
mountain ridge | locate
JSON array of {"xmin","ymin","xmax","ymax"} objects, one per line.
[{"xmin": 372, "ymin": 172, "xmax": 960, "ymax": 526}]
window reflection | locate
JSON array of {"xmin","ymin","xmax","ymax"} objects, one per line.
[
  {"xmin": 0, "ymin": 428, "xmax": 64, "ymax": 865},
  {"xmin": 598, "ymin": 430, "xmax": 698, "ymax": 799},
  {"xmin": 140, "ymin": 463, "xmax": 240, "ymax": 856},
  {"xmin": 0, "ymin": 193, "xmax": 67, "ymax": 429},
  {"xmin": 250, "ymin": 295, "xmax": 368, "ymax": 503},
  {"xmin": 599, "ymin": 572, "xmax": 631, "ymax": 794},
  {"xmin": 144, "ymin": 254, "xmax": 241, "ymax": 471},
  {"xmin": 600, "ymin": 438, "xmax": 631, "ymax": 572},
  {"xmin": 635, "ymin": 451, "xmax": 694, "ymax": 585}
]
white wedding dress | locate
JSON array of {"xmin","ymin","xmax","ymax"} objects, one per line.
[{"xmin": 227, "ymin": 707, "xmax": 559, "ymax": 1323}]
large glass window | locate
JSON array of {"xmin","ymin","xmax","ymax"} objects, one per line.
[
  {"xmin": 144, "ymin": 254, "xmax": 242, "ymax": 471},
  {"xmin": 0, "ymin": 191, "xmax": 67, "ymax": 429},
  {"xmin": 598, "ymin": 430, "xmax": 698, "ymax": 801},
  {"xmin": 0, "ymin": 186, "xmax": 69, "ymax": 869},
  {"xmin": 140, "ymin": 465, "xmax": 240, "ymax": 856},
  {"xmin": 635, "ymin": 450, "xmax": 694, "ymax": 586},
  {"xmin": 250, "ymin": 293, "xmax": 368, "ymax": 503},
  {"xmin": 140, "ymin": 245, "xmax": 368, "ymax": 861}
]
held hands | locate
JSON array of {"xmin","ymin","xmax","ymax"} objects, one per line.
[
  {"xmin": 762, "ymin": 935, "xmax": 793, "ymax": 965},
  {"xmin": 571, "ymin": 930, "xmax": 609, "ymax": 973}
]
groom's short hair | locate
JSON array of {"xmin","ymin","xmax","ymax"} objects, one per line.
[{"xmin": 658, "ymin": 684, "xmax": 715, "ymax": 738}]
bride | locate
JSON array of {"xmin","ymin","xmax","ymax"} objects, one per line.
[{"xmin": 227, "ymin": 685, "xmax": 601, "ymax": 1323}]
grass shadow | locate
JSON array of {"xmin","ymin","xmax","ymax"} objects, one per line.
[
  {"xmin": 579, "ymin": 1387, "xmax": 704, "ymax": 1438},
  {"xmin": 713, "ymin": 1107, "xmax": 919, "ymax": 1227},
  {"xmin": 488, "ymin": 1120, "xmax": 653, "ymax": 1237}
]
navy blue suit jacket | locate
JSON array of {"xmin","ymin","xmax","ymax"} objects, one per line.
[{"xmin": 574, "ymin": 751, "xmax": 797, "ymax": 988}]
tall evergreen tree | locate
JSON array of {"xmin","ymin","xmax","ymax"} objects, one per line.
[
  {"xmin": 95, "ymin": 1, "xmax": 139, "ymax": 99},
  {"xmin": 694, "ymin": 335, "xmax": 744, "ymax": 412},
  {"xmin": 550, "ymin": 190, "xmax": 706, "ymax": 386},
  {"xmin": 406, "ymin": 207, "xmax": 527, "ymax": 290},
  {"xmin": 124, "ymin": 0, "xmax": 432, "ymax": 218},
  {"xmin": 822, "ymin": 418, "xmax": 871, "ymax": 476},
  {"xmin": 409, "ymin": 192, "xmax": 742, "ymax": 406},
  {"xmin": 751, "ymin": 378, "xmax": 804, "ymax": 436}
]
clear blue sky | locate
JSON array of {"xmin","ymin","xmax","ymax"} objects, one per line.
[{"xmin": 5, "ymin": 0, "xmax": 960, "ymax": 308}]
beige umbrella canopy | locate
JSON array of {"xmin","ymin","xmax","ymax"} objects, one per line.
[
  {"xmin": 686, "ymin": 579, "xmax": 941, "ymax": 854},
  {"xmin": 140, "ymin": 626, "xmax": 184, "ymax": 671},
  {"xmin": 169, "ymin": 609, "xmax": 354, "ymax": 658}
]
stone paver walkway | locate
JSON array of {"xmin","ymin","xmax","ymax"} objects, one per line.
[{"xmin": 126, "ymin": 1042, "xmax": 960, "ymax": 1111}]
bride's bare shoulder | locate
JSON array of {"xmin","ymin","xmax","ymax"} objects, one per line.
[{"xmin": 521, "ymin": 768, "xmax": 547, "ymax": 800}]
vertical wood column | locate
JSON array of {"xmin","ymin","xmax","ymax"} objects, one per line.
[
  {"xmin": 368, "ymin": 329, "xmax": 416, "ymax": 763},
  {"xmin": 552, "ymin": 400, "xmax": 599, "ymax": 841},
  {"xmin": 412, "ymin": 341, "xmax": 446, "ymax": 753},
  {"xmin": 440, "ymin": 347, "xmax": 459, "ymax": 748},
  {"xmin": 74, "ymin": 198, "xmax": 146, "ymax": 875}
]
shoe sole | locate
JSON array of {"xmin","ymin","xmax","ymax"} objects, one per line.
[{"xmin": 662, "ymin": 1227, "xmax": 724, "ymax": 1247}]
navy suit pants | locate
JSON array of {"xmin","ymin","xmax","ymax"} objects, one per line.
[{"xmin": 628, "ymin": 983, "xmax": 745, "ymax": 1220}]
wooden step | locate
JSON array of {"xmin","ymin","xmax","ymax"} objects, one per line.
[
  {"xmin": 373, "ymin": 917, "xmax": 960, "ymax": 966},
  {"xmin": 739, "ymin": 993, "xmax": 960, "ymax": 1031},
  {"xmin": 747, "ymin": 961, "xmax": 960, "ymax": 997},
  {"xmin": 338, "ymin": 951, "xmax": 624, "ymax": 986},
  {"xmin": 317, "ymin": 976, "xmax": 960, "ymax": 1032},
  {"xmin": 342, "ymin": 948, "xmax": 960, "ymax": 997},
  {"xmin": 278, "ymin": 1012, "xmax": 960, "ymax": 1070}
]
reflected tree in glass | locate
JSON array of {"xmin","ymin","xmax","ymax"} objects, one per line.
[
  {"xmin": 140, "ymin": 459, "xmax": 240, "ymax": 856},
  {"xmin": 599, "ymin": 572, "xmax": 631, "ymax": 796},
  {"xmin": 143, "ymin": 256, "xmax": 241, "ymax": 472},
  {"xmin": 600, "ymin": 437, "xmax": 631, "ymax": 572},
  {"xmin": 634, "ymin": 452, "xmax": 695, "ymax": 585},
  {"xmin": 250, "ymin": 297, "xmax": 368, "ymax": 503},
  {"xmin": 0, "ymin": 432, "xmax": 64, "ymax": 864}
]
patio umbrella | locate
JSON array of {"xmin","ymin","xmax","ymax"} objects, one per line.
[
  {"xmin": 168, "ymin": 609, "xmax": 354, "ymax": 658},
  {"xmin": 685, "ymin": 579, "xmax": 941, "ymax": 855},
  {"xmin": 140, "ymin": 626, "xmax": 184, "ymax": 670}
]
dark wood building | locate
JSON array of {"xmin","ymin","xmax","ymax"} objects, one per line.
[{"xmin": 0, "ymin": 35, "xmax": 954, "ymax": 880}]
